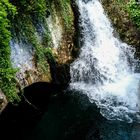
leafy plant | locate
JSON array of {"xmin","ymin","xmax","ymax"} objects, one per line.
[
  {"xmin": 10, "ymin": 0, "xmax": 53, "ymax": 74},
  {"xmin": 0, "ymin": 0, "xmax": 20, "ymax": 102},
  {"xmin": 51, "ymin": 0, "xmax": 74, "ymax": 31},
  {"xmin": 126, "ymin": 0, "xmax": 140, "ymax": 29}
]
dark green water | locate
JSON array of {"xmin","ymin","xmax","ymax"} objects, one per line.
[{"xmin": 22, "ymin": 90, "xmax": 140, "ymax": 140}]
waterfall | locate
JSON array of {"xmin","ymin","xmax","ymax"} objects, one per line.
[
  {"xmin": 10, "ymin": 40, "xmax": 34, "ymax": 73},
  {"xmin": 70, "ymin": 0, "xmax": 140, "ymax": 122}
]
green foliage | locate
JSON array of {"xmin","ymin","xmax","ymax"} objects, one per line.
[
  {"xmin": 10, "ymin": 0, "xmax": 53, "ymax": 74},
  {"xmin": 126, "ymin": 0, "xmax": 140, "ymax": 29},
  {"xmin": 0, "ymin": 0, "xmax": 20, "ymax": 102},
  {"xmin": 51, "ymin": 0, "xmax": 74, "ymax": 31},
  {"xmin": 0, "ymin": 68, "xmax": 20, "ymax": 102},
  {"xmin": 10, "ymin": 0, "xmax": 74, "ymax": 74},
  {"xmin": 29, "ymin": 33, "xmax": 51, "ymax": 73},
  {"xmin": 59, "ymin": 0, "xmax": 73, "ymax": 30},
  {"xmin": 10, "ymin": 0, "xmax": 47, "ymax": 22},
  {"xmin": 0, "ymin": 0, "xmax": 74, "ymax": 103}
]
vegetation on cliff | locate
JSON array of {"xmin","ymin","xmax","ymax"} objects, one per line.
[
  {"xmin": 0, "ymin": 0, "xmax": 74, "ymax": 103},
  {"xmin": 126, "ymin": 0, "xmax": 140, "ymax": 29},
  {"xmin": 10, "ymin": 0, "xmax": 74, "ymax": 69},
  {"xmin": 0, "ymin": 0, "xmax": 20, "ymax": 102},
  {"xmin": 1, "ymin": 0, "xmax": 140, "ymax": 104},
  {"xmin": 102, "ymin": 0, "xmax": 140, "ymax": 56}
]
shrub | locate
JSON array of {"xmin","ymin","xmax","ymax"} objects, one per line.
[
  {"xmin": 127, "ymin": 0, "xmax": 140, "ymax": 29},
  {"xmin": 0, "ymin": 0, "xmax": 20, "ymax": 102}
]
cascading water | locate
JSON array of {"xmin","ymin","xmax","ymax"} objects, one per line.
[
  {"xmin": 70, "ymin": 0, "xmax": 140, "ymax": 122},
  {"xmin": 10, "ymin": 40, "xmax": 34, "ymax": 73}
]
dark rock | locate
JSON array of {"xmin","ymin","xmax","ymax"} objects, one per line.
[
  {"xmin": 23, "ymin": 82, "xmax": 63, "ymax": 110},
  {"xmin": 0, "ymin": 81, "xmax": 64, "ymax": 140}
]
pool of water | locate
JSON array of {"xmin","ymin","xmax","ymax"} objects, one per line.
[{"xmin": 22, "ymin": 90, "xmax": 140, "ymax": 140}]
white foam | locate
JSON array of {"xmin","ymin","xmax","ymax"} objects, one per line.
[
  {"xmin": 70, "ymin": 0, "xmax": 140, "ymax": 122},
  {"xmin": 10, "ymin": 40, "xmax": 34, "ymax": 73},
  {"xmin": 47, "ymin": 15, "xmax": 63, "ymax": 48}
]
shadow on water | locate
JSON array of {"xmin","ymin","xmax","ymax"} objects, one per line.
[
  {"xmin": 0, "ymin": 84, "xmax": 140, "ymax": 140},
  {"xmin": 23, "ymin": 90, "xmax": 140, "ymax": 140},
  {"xmin": 0, "ymin": 82, "xmax": 59, "ymax": 140}
]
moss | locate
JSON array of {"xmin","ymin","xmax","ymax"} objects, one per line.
[
  {"xmin": 10, "ymin": 0, "xmax": 74, "ymax": 71},
  {"xmin": 0, "ymin": 0, "xmax": 20, "ymax": 102},
  {"xmin": 126, "ymin": 0, "xmax": 140, "ymax": 29},
  {"xmin": 10, "ymin": 0, "xmax": 47, "ymax": 23},
  {"xmin": 102, "ymin": 0, "xmax": 140, "ymax": 49},
  {"xmin": 10, "ymin": 0, "xmax": 54, "ymax": 74},
  {"xmin": 0, "ymin": 0, "xmax": 75, "ymax": 103},
  {"xmin": 50, "ymin": 0, "xmax": 74, "ymax": 32},
  {"xmin": 58, "ymin": 0, "xmax": 74, "ymax": 30}
]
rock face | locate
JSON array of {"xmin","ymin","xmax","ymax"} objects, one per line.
[
  {"xmin": 10, "ymin": 39, "xmax": 52, "ymax": 89},
  {"xmin": 10, "ymin": 1, "xmax": 75, "ymax": 89},
  {"xmin": 0, "ymin": 1, "xmax": 77, "ymax": 111}
]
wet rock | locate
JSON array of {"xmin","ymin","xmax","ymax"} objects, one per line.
[
  {"xmin": 0, "ymin": 81, "xmax": 65, "ymax": 140},
  {"xmin": 0, "ymin": 90, "xmax": 8, "ymax": 113}
]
